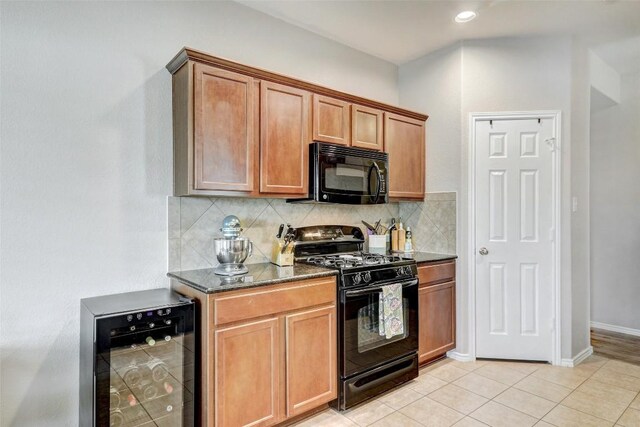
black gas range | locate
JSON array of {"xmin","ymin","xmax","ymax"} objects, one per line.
[{"xmin": 292, "ymin": 226, "xmax": 419, "ymax": 410}]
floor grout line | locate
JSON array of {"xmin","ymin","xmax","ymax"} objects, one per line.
[{"xmin": 307, "ymin": 356, "xmax": 639, "ymax": 427}]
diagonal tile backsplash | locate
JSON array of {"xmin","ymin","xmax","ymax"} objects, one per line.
[{"xmin": 168, "ymin": 192, "xmax": 456, "ymax": 271}]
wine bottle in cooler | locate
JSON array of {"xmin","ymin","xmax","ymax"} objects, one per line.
[
  {"xmin": 109, "ymin": 409, "xmax": 124, "ymax": 427},
  {"xmin": 121, "ymin": 364, "xmax": 142, "ymax": 388},
  {"xmin": 148, "ymin": 357, "xmax": 169, "ymax": 382},
  {"xmin": 109, "ymin": 386, "xmax": 121, "ymax": 410}
]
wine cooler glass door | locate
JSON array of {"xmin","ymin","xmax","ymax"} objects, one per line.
[{"xmin": 95, "ymin": 309, "xmax": 194, "ymax": 427}]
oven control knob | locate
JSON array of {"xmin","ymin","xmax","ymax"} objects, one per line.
[
  {"xmin": 395, "ymin": 268, "xmax": 402, "ymax": 277},
  {"xmin": 403, "ymin": 266, "xmax": 411, "ymax": 275},
  {"xmin": 353, "ymin": 272, "xmax": 362, "ymax": 284},
  {"xmin": 363, "ymin": 271, "xmax": 371, "ymax": 283}
]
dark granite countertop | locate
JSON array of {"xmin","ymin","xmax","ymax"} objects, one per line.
[
  {"xmin": 168, "ymin": 263, "xmax": 338, "ymax": 294},
  {"xmin": 399, "ymin": 251, "xmax": 458, "ymax": 264}
]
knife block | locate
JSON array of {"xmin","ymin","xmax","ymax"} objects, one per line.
[{"xmin": 271, "ymin": 240, "xmax": 294, "ymax": 266}]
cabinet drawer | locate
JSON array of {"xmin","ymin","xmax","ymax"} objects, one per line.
[
  {"xmin": 417, "ymin": 261, "xmax": 455, "ymax": 286},
  {"xmin": 212, "ymin": 277, "xmax": 336, "ymax": 326}
]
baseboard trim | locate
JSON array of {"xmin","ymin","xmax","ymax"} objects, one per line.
[
  {"xmin": 446, "ymin": 351, "xmax": 474, "ymax": 362},
  {"xmin": 560, "ymin": 346, "xmax": 593, "ymax": 367},
  {"xmin": 591, "ymin": 321, "xmax": 640, "ymax": 337}
]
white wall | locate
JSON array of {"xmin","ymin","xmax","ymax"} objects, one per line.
[
  {"xmin": 589, "ymin": 52, "xmax": 621, "ymax": 106},
  {"xmin": 399, "ymin": 36, "xmax": 592, "ymax": 360},
  {"xmin": 590, "ymin": 71, "xmax": 640, "ymax": 331},
  {"xmin": 0, "ymin": 2, "xmax": 399, "ymax": 425},
  {"xmin": 570, "ymin": 40, "xmax": 592, "ymax": 356},
  {"xmin": 399, "ymin": 44, "xmax": 462, "ymax": 193},
  {"xmin": 462, "ymin": 36, "xmax": 576, "ymax": 360},
  {"xmin": 399, "ymin": 44, "xmax": 466, "ymax": 351}
]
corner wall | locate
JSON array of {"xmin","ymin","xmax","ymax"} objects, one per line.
[
  {"xmin": 590, "ymin": 71, "xmax": 640, "ymax": 332},
  {"xmin": 399, "ymin": 36, "xmax": 587, "ymax": 361},
  {"xmin": 570, "ymin": 39, "xmax": 592, "ymax": 357}
]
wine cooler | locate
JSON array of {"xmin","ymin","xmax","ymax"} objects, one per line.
[{"xmin": 80, "ymin": 289, "xmax": 195, "ymax": 427}]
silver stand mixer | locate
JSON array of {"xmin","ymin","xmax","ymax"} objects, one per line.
[{"xmin": 214, "ymin": 215, "xmax": 253, "ymax": 276}]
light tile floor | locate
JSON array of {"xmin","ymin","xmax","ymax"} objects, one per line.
[{"xmin": 293, "ymin": 356, "xmax": 640, "ymax": 427}]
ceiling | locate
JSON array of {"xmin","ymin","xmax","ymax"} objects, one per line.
[{"xmin": 239, "ymin": 0, "xmax": 640, "ymax": 72}]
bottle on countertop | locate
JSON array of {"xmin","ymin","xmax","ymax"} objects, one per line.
[
  {"xmin": 404, "ymin": 226, "xmax": 413, "ymax": 252},
  {"xmin": 397, "ymin": 220, "xmax": 405, "ymax": 253}
]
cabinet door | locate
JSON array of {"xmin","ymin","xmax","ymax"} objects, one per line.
[
  {"xmin": 194, "ymin": 63, "xmax": 255, "ymax": 191},
  {"xmin": 260, "ymin": 82, "xmax": 310, "ymax": 195},
  {"xmin": 312, "ymin": 95, "xmax": 350, "ymax": 146},
  {"xmin": 285, "ymin": 306, "xmax": 337, "ymax": 417},
  {"xmin": 384, "ymin": 113, "xmax": 425, "ymax": 199},
  {"xmin": 215, "ymin": 318, "xmax": 280, "ymax": 427},
  {"xmin": 418, "ymin": 281, "xmax": 456, "ymax": 364},
  {"xmin": 351, "ymin": 104, "xmax": 383, "ymax": 151}
]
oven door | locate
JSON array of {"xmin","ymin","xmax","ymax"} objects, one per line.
[
  {"xmin": 341, "ymin": 279, "xmax": 418, "ymax": 378},
  {"xmin": 318, "ymin": 147, "xmax": 388, "ymax": 204}
]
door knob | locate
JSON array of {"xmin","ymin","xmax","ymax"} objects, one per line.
[{"xmin": 479, "ymin": 247, "xmax": 489, "ymax": 255}]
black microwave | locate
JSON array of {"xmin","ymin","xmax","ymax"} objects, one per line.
[{"xmin": 288, "ymin": 142, "xmax": 388, "ymax": 205}]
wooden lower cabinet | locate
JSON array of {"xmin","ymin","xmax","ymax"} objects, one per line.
[
  {"xmin": 417, "ymin": 261, "xmax": 456, "ymax": 365},
  {"xmin": 285, "ymin": 306, "xmax": 336, "ymax": 417},
  {"xmin": 215, "ymin": 318, "xmax": 281, "ymax": 427},
  {"xmin": 172, "ymin": 277, "xmax": 337, "ymax": 427}
]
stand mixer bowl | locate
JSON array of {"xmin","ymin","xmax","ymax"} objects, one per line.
[{"xmin": 214, "ymin": 237, "xmax": 253, "ymax": 265}]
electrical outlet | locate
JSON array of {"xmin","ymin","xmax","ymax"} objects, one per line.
[{"xmin": 572, "ymin": 197, "xmax": 578, "ymax": 212}]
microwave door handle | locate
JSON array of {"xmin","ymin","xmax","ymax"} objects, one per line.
[
  {"xmin": 367, "ymin": 162, "xmax": 382, "ymax": 203},
  {"xmin": 375, "ymin": 163, "xmax": 383, "ymax": 202},
  {"xmin": 344, "ymin": 279, "xmax": 418, "ymax": 297}
]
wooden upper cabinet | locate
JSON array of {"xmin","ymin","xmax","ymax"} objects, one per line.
[
  {"xmin": 385, "ymin": 113, "xmax": 426, "ymax": 199},
  {"xmin": 193, "ymin": 63, "xmax": 256, "ymax": 192},
  {"xmin": 260, "ymin": 81, "xmax": 310, "ymax": 195},
  {"xmin": 168, "ymin": 50, "xmax": 428, "ymax": 198},
  {"xmin": 351, "ymin": 105, "xmax": 384, "ymax": 151},
  {"xmin": 285, "ymin": 306, "xmax": 337, "ymax": 417},
  {"xmin": 312, "ymin": 95, "xmax": 351, "ymax": 146},
  {"xmin": 215, "ymin": 318, "xmax": 281, "ymax": 427}
]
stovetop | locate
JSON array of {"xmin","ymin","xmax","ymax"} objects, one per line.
[
  {"xmin": 291, "ymin": 225, "xmax": 418, "ymax": 288},
  {"xmin": 303, "ymin": 252, "xmax": 405, "ymax": 269},
  {"xmin": 298, "ymin": 252, "xmax": 418, "ymax": 288}
]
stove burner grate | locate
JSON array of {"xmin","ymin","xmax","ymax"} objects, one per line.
[{"xmin": 303, "ymin": 252, "xmax": 405, "ymax": 269}]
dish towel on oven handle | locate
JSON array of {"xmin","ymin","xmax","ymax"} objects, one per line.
[{"xmin": 379, "ymin": 283, "xmax": 404, "ymax": 339}]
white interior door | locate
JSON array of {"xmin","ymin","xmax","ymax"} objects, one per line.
[{"xmin": 475, "ymin": 116, "xmax": 555, "ymax": 361}]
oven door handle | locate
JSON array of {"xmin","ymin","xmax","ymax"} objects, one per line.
[{"xmin": 344, "ymin": 279, "xmax": 418, "ymax": 298}]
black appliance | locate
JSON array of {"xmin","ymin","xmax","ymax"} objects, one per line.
[
  {"xmin": 288, "ymin": 142, "xmax": 388, "ymax": 205},
  {"xmin": 293, "ymin": 225, "xmax": 419, "ymax": 410},
  {"xmin": 80, "ymin": 289, "xmax": 195, "ymax": 427}
]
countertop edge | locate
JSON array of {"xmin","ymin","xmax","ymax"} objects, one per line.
[
  {"xmin": 167, "ymin": 268, "xmax": 338, "ymax": 295},
  {"xmin": 401, "ymin": 252, "xmax": 458, "ymax": 264}
]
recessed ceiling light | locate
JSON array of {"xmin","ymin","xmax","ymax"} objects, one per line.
[{"xmin": 455, "ymin": 11, "xmax": 477, "ymax": 23}]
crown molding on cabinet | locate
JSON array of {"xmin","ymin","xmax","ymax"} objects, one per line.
[{"xmin": 166, "ymin": 47, "xmax": 429, "ymax": 122}]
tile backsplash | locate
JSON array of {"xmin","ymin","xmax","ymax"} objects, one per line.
[{"xmin": 168, "ymin": 192, "xmax": 456, "ymax": 271}]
